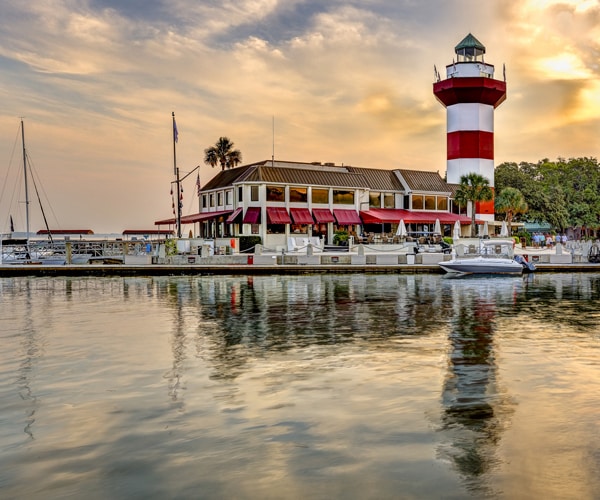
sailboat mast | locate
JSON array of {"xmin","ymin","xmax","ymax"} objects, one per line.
[
  {"xmin": 172, "ymin": 112, "xmax": 182, "ymax": 238},
  {"xmin": 21, "ymin": 119, "xmax": 30, "ymax": 239}
]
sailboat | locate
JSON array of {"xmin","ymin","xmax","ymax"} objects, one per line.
[{"xmin": 1, "ymin": 120, "xmax": 66, "ymax": 265}]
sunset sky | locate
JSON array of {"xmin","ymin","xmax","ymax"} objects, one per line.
[{"xmin": 1, "ymin": 0, "xmax": 598, "ymax": 233}]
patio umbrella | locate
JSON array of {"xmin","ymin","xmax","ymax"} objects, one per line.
[
  {"xmin": 483, "ymin": 221, "xmax": 489, "ymax": 237},
  {"xmin": 500, "ymin": 221, "xmax": 509, "ymax": 237},
  {"xmin": 434, "ymin": 219, "xmax": 441, "ymax": 235},
  {"xmin": 478, "ymin": 223, "xmax": 484, "ymax": 237},
  {"xmin": 453, "ymin": 220, "xmax": 461, "ymax": 240},
  {"xmin": 396, "ymin": 219, "xmax": 408, "ymax": 237}
]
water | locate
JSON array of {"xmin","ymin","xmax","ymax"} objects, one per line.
[{"xmin": 1, "ymin": 273, "xmax": 599, "ymax": 499}]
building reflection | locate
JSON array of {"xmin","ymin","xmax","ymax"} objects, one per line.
[{"xmin": 438, "ymin": 277, "xmax": 518, "ymax": 495}]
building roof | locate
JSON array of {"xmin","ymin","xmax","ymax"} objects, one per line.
[
  {"xmin": 455, "ymin": 33, "xmax": 485, "ymax": 53},
  {"xmin": 396, "ymin": 169, "xmax": 451, "ymax": 193},
  {"xmin": 200, "ymin": 160, "xmax": 439, "ymax": 192}
]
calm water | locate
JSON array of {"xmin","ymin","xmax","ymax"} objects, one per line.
[{"xmin": 1, "ymin": 273, "xmax": 599, "ymax": 499}]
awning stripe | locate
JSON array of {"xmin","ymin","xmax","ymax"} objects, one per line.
[
  {"xmin": 267, "ymin": 207, "xmax": 292, "ymax": 224},
  {"xmin": 243, "ymin": 207, "xmax": 261, "ymax": 224},
  {"xmin": 226, "ymin": 207, "xmax": 243, "ymax": 224},
  {"xmin": 312, "ymin": 208, "xmax": 335, "ymax": 223},
  {"xmin": 359, "ymin": 208, "xmax": 471, "ymax": 225},
  {"xmin": 333, "ymin": 209, "xmax": 361, "ymax": 225},
  {"xmin": 290, "ymin": 208, "xmax": 314, "ymax": 225}
]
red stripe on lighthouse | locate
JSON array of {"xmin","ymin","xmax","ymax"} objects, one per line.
[{"xmin": 447, "ymin": 131, "xmax": 494, "ymax": 160}]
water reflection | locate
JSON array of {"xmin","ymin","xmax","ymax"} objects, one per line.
[
  {"xmin": 439, "ymin": 276, "xmax": 519, "ymax": 496},
  {"xmin": 1, "ymin": 273, "xmax": 599, "ymax": 498}
]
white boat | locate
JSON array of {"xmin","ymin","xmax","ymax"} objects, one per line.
[{"xmin": 439, "ymin": 239, "xmax": 535, "ymax": 275}]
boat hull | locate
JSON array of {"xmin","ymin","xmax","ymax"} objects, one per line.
[{"xmin": 439, "ymin": 257, "xmax": 524, "ymax": 275}]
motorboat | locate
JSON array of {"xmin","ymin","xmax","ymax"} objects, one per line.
[{"xmin": 439, "ymin": 239, "xmax": 535, "ymax": 275}]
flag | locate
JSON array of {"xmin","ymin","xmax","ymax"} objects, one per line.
[
  {"xmin": 196, "ymin": 173, "xmax": 201, "ymax": 197},
  {"xmin": 173, "ymin": 117, "xmax": 179, "ymax": 143},
  {"xmin": 10, "ymin": 215, "xmax": 14, "ymax": 232}
]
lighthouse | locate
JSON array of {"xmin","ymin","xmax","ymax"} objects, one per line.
[{"xmin": 433, "ymin": 33, "xmax": 506, "ymax": 221}]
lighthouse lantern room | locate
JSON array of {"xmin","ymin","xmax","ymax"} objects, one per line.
[{"xmin": 434, "ymin": 33, "xmax": 506, "ymax": 221}]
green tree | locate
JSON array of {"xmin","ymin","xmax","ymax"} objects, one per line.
[
  {"xmin": 204, "ymin": 137, "xmax": 242, "ymax": 171},
  {"xmin": 454, "ymin": 173, "xmax": 494, "ymax": 237},
  {"xmin": 495, "ymin": 187, "xmax": 528, "ymax": 236}
]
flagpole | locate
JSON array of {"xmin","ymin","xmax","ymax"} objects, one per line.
[{"xmin": 172, "ymin": 112, "xmax": 182, "ymax": 238}]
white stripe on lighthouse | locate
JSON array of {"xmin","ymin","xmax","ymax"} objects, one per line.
[
  {"xmin": 446, "ymin": 159, "xmax": 495, "ymax": 186},
  {"xmin": 447, "ymin": 103, "xmax": 494, "ymax": 133}
]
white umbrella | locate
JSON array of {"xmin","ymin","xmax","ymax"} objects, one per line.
[
  {"xmin": 500, "ymin": 220, "xmax": 509, "ymax": 237},
  {"xmin": 453, "ymin": 220, "xmax": 461, "ymax": 240},
  {"xmin": 396, "ymin": 219, "xmax": 407, "ymax": 237},
  {"xmin": 434, "ymin": 219, "xmax": 441, "ymax": 235},
  {"xmin": 483, "ymin": 221, "xmax": 489, "ymax": 237}
]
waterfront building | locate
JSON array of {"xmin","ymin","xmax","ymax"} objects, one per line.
[
  {"xmin": 433, "ymin": 33, "xmax": 506, "ymax": 222},
  {"xmin": 155, "ymin": 160, "xmax": 472, "ymax": 249}
]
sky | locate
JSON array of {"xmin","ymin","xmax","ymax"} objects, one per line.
[{"xmin": 1, "ymin": 0, "xmax": 599, "ymax": 233}]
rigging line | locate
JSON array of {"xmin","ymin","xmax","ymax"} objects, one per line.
[
  {"xmin": 26, "ymin": 152, "xmax": 61, "ymax": 230},
  {"xmin": 27, "ymin": 155, "xmax": 53, "ymax": 243},
  {"xmin": 0, "ymin": 124, "xmax": 24, "ymax": 232}
]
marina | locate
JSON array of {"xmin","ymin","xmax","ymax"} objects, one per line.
[{"xmin": 1, "ymin": 273, "xmax": 599, "ymax": 499}]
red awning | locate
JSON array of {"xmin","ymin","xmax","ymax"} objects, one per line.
[
  {"xmin": 312, "ymin": 208, "xmax": 335, "ymax": 223},
  {"xmin": 333, "ymin": 209, "xmax": 362, "ymax": 225},
  {"xmin": 243, "ymin": 207, "xmax": 261, "ymax": 224},
  {"xmin": 226, "ymin": 207, "xmax": 243, "ymax": 223},
  {"xmin": 181, "ymin": 210, "xmax": 232, "ymax": 224},
  {"xmin": 359, "ymin": 208, "xmax": 472, "ymax": 225},
  {"xmin": 290, "ymin": 208, "xmax": 314, "ymax": 225},
  {"xmin": 267, "ymin": 207, "xmax": 292, "ymax": 224},
  {"xmin": 155, "ymin": 210, "xmax": 233, "ymax": 226}
]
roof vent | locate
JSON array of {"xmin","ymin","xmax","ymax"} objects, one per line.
[{"xmin": 324, "ymin": 162, "xmax": 335, "ymax": 166}]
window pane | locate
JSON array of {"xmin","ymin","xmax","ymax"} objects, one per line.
[
  {"xmin": 289, "ymin": 187, "xmax": 308, "ymax": 203},
  {"xmin": 412, "ymin": 195, "xmax": 423, "ymax": 210},
  {"xmin": 437, "ymin": 196, "xmax": 448, "ymax": 210},
  {"xmin": 312, "ymin": 189, "xmax": 329, "ymax": 204},
  {"xmin": 425, "ymin": 196, "xmax": 435, "ymax": 210},
  {"xmin": 383, "ymin": 193, "xmax": 394, "ymax": 208},
  {"xmin": 266, "ymin": 186, "xmax": 285, "ymax": 202},
  {"xmin": 251, "ymin": 186, "xmax": 259, "ymax": 201},
  {"xmin": 369, "ymin": 192, "xmax": 381, "ymax": 208},
  {"xmin": 333, "ymin": 190, "xmax": 354, "ymax": 204}
]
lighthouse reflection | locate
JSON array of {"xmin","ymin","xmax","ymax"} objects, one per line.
[{"xmin": 439, "ymin": 276, "xmax": 517, "ymax": 495}]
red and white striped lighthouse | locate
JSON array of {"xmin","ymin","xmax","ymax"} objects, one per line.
[{"xmin": 433, "ymin": 33, "xmax": 506, "ymax": 221}]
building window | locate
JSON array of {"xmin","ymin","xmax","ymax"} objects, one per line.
[
  {"xmin": 333, "ymin": 189, "xmax": 354, "ymax": 204},
  {"xmin": 209, "ymin": 194, "xmax": 215, "ymax": 208},
  {"xmin": 383, "ymin": 193, "xmax": 394, "ymax": 209},
  {"xmin": 217, "ymin": 192, "xmax": 223, "ymax": 206},
  {"xmin": 202, "ymin": 195, "xmax": 208, "ymax": 209},
  {"xmin": 251, "ymin": 185, "xmax": 259, "ymax": 202},
  {"xmin": 312, "ymin": 188, "xmax": 329, "ymax": 204},
  {"xmin": 289, "ymin": 187, "xmax": 308, "ymax": 203},
  {"xmin": 425, "ymin": 196, "xmax": 435, "ymax": 210},
  {"xmin": 412, "ymin": 195, "xmax": 423, "ymax": 210},
  {"xmin": 369, "ymin": 192, "xmax": 381, "ymax": 208},
  {"xmin": 238, "ymin": 186, "xmax": 243, "ymax": 202},
  {"xmin": 266, "ymin": 186, "xmax": 285, "ymax": 202},
  {"xmin": 226, "ymin": 191, "xmax": 232, "ymax": 205},
  {"xmin": 437, "ymin": 196, "xmax": 448, "ymax": 211}
]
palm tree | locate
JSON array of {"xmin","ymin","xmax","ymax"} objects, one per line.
[
  {"xmin": 495, "ymin": 187, "xmax": 528, "ymax": 236},
  {"xmin": 204, "ymin": 137, "xmax": 242, "ymax": 171},
  {"xmin": 454, "ymin": 173, "xmax": 494, "ymax": 237}
]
